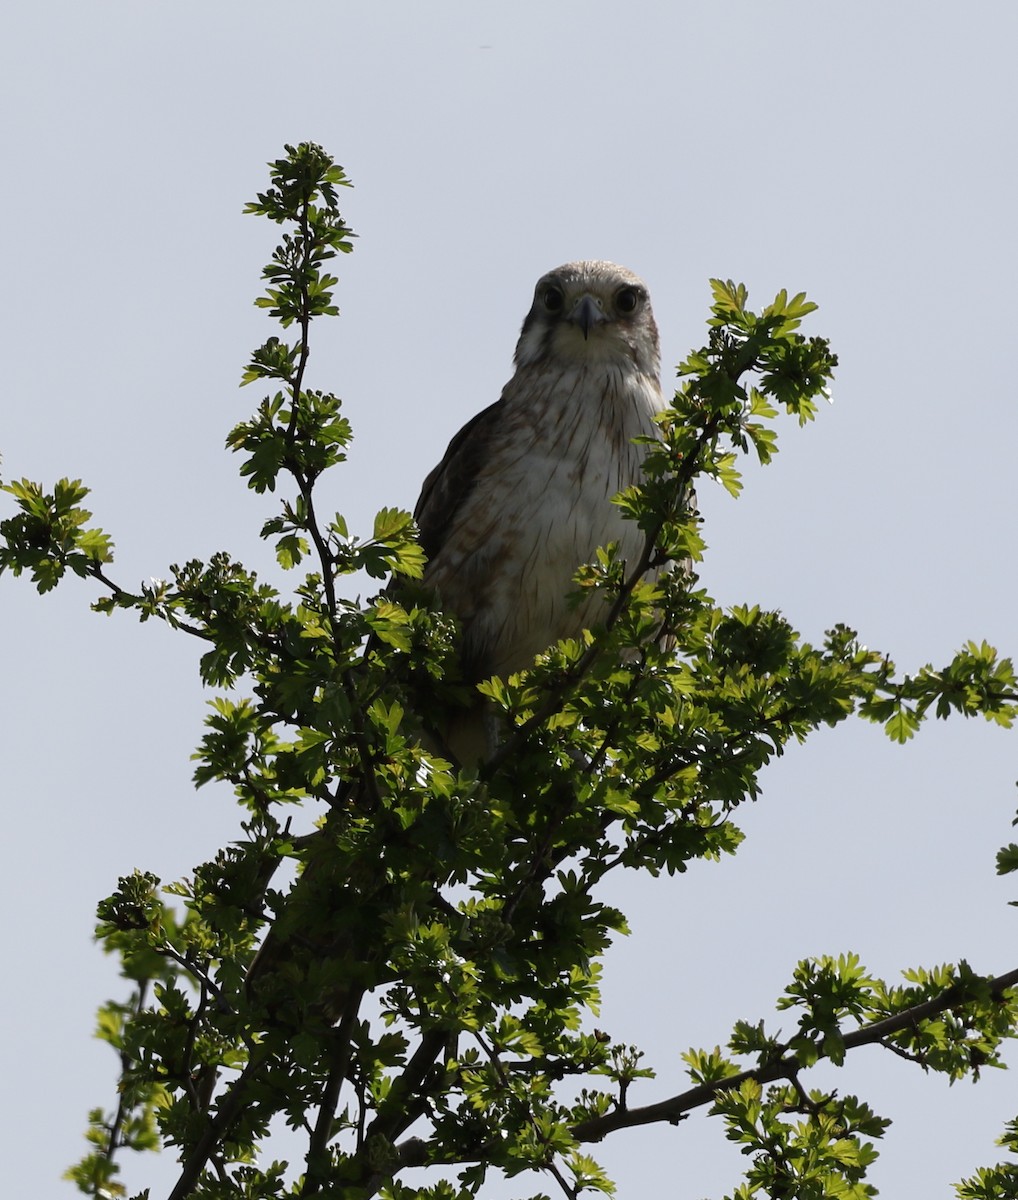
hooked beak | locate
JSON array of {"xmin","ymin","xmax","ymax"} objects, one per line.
[{"xmin": 569, "ymin": 294, "xmax": 606, "ymax": 340}]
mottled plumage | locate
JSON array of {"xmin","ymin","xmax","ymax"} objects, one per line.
[{"xmin": 415, "ymin": 261, "xmax": 665, "ymax": 758}]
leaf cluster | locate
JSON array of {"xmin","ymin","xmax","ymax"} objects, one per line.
[{"xmin": 3, "ymin": 143, "xmax": 1017, "ymax": 1200}]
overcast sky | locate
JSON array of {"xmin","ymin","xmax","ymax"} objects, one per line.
[{"xmin": 3, "ymin": 4, "xmax": 1017, "ymax": 1198}]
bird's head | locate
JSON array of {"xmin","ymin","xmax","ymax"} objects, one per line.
[{"xmin": 514, "ymin": 260, "xmax": 660, "ymax": 377}]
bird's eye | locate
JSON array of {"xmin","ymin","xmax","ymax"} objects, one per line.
[
  {"xmin": 542, "ymin": 285, "xmax": 564, "ymax": 313},
  {"xmin": 615, "ymin": 286, "xmax": 641, "ymax": 314}
]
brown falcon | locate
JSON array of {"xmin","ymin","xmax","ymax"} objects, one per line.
[{"xmin": 414, "ymin": 260, "xmax": 666, "ymax": 762}]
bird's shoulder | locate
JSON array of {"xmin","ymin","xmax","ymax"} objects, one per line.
[{"xmin": 413, "ymin": 397, "xmax": 507, "ymax": 561}]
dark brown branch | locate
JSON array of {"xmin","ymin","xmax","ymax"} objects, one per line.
[
  {"xmin": 338, "ymin": 1029, "xmax": 450, "ymax": 1198},
  {"xmin": 301, "ymin": 1009, "xmax": 361, "ymax": 1196},
  {"xmin": 362, "ymin": 1027, "xmax": 449, "ymax": 1149},
  {"xmin": 358, "ymin": 1136, "xmax": 430, "ymax": 1199},
  {"xmin": 167, "ymin": 1045, "xmax": 271, "ymax": 1200},
  {"xmin": 571, "ymin": 965, "xmax": 1018, "ymax": 1142},
  {"xmin": 89, "ymin": 566, "xmax": 212, "ymax": 642}
]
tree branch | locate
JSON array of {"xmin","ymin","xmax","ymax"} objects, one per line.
[
  {"xmin": 570, "ymin": 964, "xmax": 1018, "ymax": 1142},
  {"xmin": 88, "ymin": 566, "xmax": 212, "ymax": 642},
  {"xmin": 301, "ymin": 1009, "xmax": 361, "ymax": 1196},
  {"xmin": 167, "ymin": 1045, "xmax": 271, "ymax": 1200}
]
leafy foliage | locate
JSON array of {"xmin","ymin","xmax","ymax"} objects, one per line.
[{"xmin": 3, "ymin": 142, "xmax": 1018, "ymax": 1199}]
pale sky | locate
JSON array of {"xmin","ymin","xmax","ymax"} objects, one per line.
[{"xmin": 3, "ymin": 4, "xmax": 1017, "ymax": 1197}]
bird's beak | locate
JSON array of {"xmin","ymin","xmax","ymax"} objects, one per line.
[{"xmin": 569, "ymin": 294, "xmax": 606, "ymax": 340}]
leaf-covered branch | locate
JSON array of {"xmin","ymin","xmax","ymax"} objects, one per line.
[
  {"xmin": 3, "ymin": 143, "xmax": 1015, "ymax": 1200},
  {"xmin": 572, "ymin": 959, "xmax": 1018, "ymax": 1142}
]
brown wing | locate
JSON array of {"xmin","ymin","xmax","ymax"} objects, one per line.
[{"xmin": 414, "ymin": 399, "xmax": 504, "ymax": 561}]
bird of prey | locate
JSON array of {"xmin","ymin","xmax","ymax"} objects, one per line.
[
  {"xmin": 248, "ymin": 261, "xmax": 670, "ymax": 1021},
  {"xmin": 414, "ymin": 259, "xmax": 667, "ymax": 761}
]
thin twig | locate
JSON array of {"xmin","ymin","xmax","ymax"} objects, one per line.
[
  {"xmin": 88, "ymin": 566, "xmax": 211, "ymax": 642},
  {"xmin": 98, "ymin": 979, "xmax": 149, "ymax": 1176}
]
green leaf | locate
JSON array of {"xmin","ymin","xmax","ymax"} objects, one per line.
[
  {"xmin": 996, "ymin": 844, "xmax": 1018, "ymax": 876},
  {"xmin": 373, "ymin": 506, "xmax": 413, "ymax": 540},
  {"xmin": 885, "ymin": 704, "xmax": 920, "ymax": 743}
]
